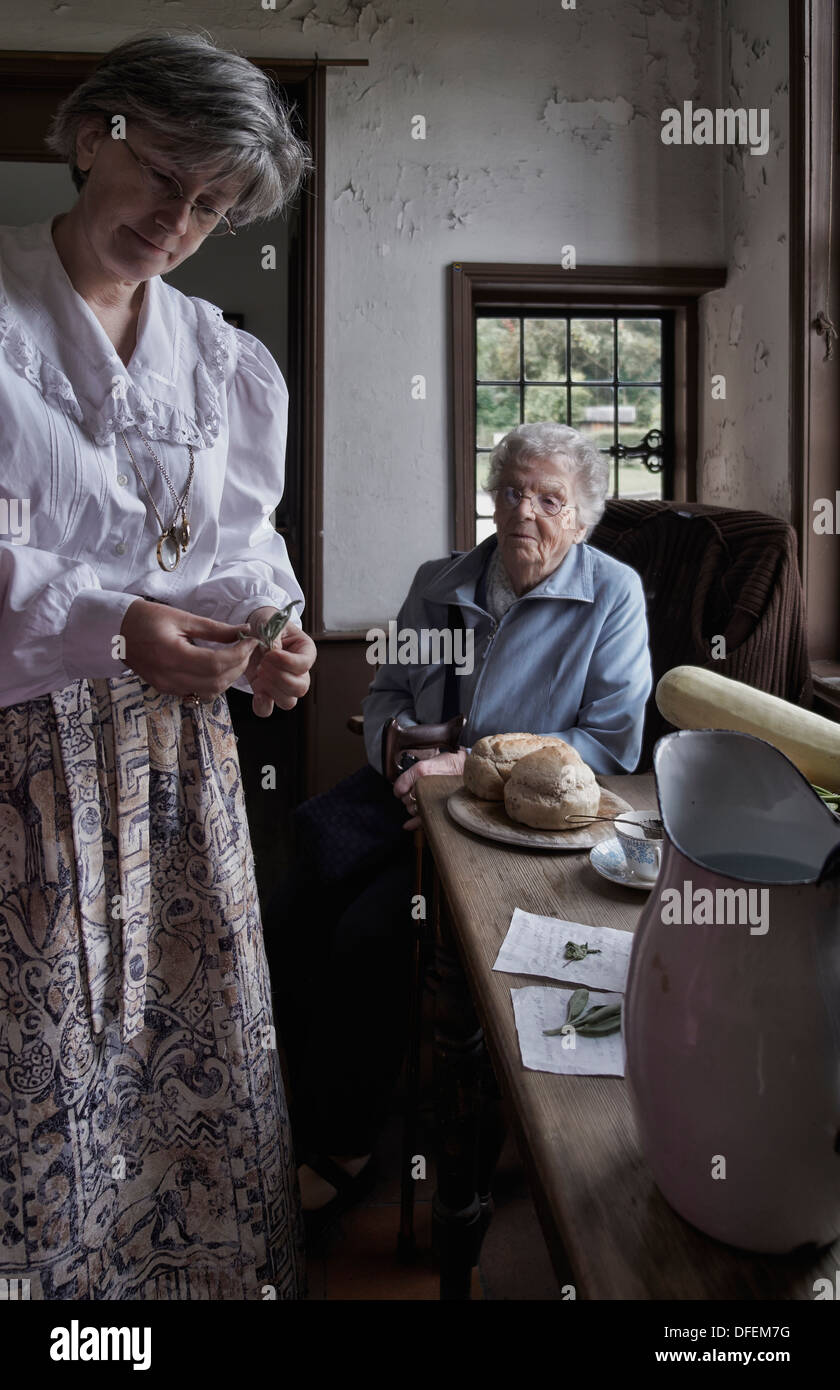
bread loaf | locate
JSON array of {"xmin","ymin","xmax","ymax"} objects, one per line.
[
  {"xmin": 464, "ymin": 732, "xmax": 582, "ymax": 801},
  {"xmin": 503, "ymin": 745, "xmax": 601, "ymax": 829}
]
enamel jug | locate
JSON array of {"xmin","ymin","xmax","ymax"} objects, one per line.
[{"xmin": 624, "ymin": 729, "xmax": 840, "ymax": 1254}]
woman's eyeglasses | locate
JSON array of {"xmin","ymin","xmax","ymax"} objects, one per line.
[
  {"xmin": 495, "ymin": 485, "xmax": 576, "ymax": 519},
  {"xmin": 121, "ymin": 138, "xmax": 236, "ymax": 237}
]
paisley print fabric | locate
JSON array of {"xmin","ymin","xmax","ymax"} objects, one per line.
[{"xmin": 0, "ymin": 670, "xmax": 304, "ymax": 1299}]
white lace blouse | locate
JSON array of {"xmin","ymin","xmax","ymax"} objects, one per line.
[{"xmin": 0, "ymin": 217, "xmax": 304, "ymax": 706}]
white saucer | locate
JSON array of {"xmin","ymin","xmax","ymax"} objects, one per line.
[{"xmin": 589, "ymin": 837, "xmax": 653, "ymax": 891}]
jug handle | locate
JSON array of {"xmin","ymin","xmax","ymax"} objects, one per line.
[{"xmin": 817, "ymin": 840, "xmax": 840, "ymax": 885}]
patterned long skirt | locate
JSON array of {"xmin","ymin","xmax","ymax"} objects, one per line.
[{"xmin": 0, "ymin": 670, "xmax": 304, "ymax": 1299}]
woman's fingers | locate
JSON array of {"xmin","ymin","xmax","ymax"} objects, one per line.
[
  {"xmin": 393, "ymin": 749, "xmax": 465, "ymax": 798},
  {"xmin": 181, "ymin": 613, "xmax": 253, "ymax": 645},
  {"xmin": 280, "ymin": 626, "xmax": 317, "ymax": 663},
  {"xmin": 252, "ymin": 692, "xmax": 275, "ymax": 718},
  {"xmin": 120, "ymin": 599, "xmax": 259, "ymax": 696},
  {"xmin": 251, "ymin": 648, "xmax": 312, "ymax": 707},
  {"xmin": 120, "ymin": 601, "xmax": 317, "ymax": 703},
  {"xmin": 174, "ymin": 638, "xmax": 255, "ymax": 693}
]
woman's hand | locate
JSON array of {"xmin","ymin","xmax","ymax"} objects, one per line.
[
  {"xmin": 120, "ymin": 598, "xmax": 259, "ymax": 697},
  {"xmin": 241, "ymin": 605, "xmax": 317, "ymax": 718},
  {"xmin": 393, "ymin": 748, "xmax": 467, "ymax": 830}
]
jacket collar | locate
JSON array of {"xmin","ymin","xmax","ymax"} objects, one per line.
[
  {"xmin": 422, "ymin": 533, "xmax": 594, "ymax": 608},
  {"xmin": 0, "ymin": 217, "xmax": 235, "ymax": 448}
]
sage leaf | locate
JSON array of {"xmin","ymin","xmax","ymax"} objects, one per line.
[
  {"xmin": 575, "ymin": 1018, "xmax": 621, "ymax": 1037},
  {"xmin": 566, "ymin": 988, "xmax": 590, "ymax": 1023},
  {"xmin": 564, "ymin": 941, "xmax": 601, "ymax": 961},
  {"xmin": 575, "ymin": 1001, "xmax": 622, "ymax": 1037},
  {"xmin": 576, "ymin": 1004, "xmax": 620, "ymax": 1026},
  {"xmin": 239, "ymin": 600, "xmax": 303, "ymax": 650},
  {"xmin": 544, "ymin": 992, "xmax": 622, "ymax": 1039}
]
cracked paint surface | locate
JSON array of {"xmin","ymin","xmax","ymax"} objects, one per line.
[
  {"xmin": 8, "ymin": 0, "xmax": 783, "ymax": 625},
  {"xmin": 698, "ymin": 0, "xmax": 789, "ymax": 520},
  {"xmin": 317, "ymin": 0, "xmax": 725, "ymax": 626},
  {"xmin": 541, "ymin": 95, "xmax": 638, "ymax": 153}
]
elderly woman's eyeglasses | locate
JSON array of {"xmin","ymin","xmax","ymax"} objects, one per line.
[
  {"xmin": 121, "ymin": 139, "xmax": 236, "ymax": 237},
  {"xmin": 495, "ymin": 486, "xmax": 577, "ymax": 519}
]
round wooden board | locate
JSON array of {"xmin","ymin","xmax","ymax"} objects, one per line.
[{"xmin": 446, "ymin": 783, "xmax": 634, "ymax": 850}]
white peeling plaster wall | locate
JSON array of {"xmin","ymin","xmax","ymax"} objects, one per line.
[
  {"xmin": 697, "ymin": 0, "xmax": 789, "ymax": 518},
  {"xmin": 320, "ymin": 0, "xmax": 725, "ymax": 627},
  {"xmin": 7, "ymin": 0, "xmax": 725, "ymax": 629}
]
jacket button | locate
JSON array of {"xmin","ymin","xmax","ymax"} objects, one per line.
[
  {"xmin": 114, "ymin": 542, "xmax": 127, "ymax": 555},
  {"xmin": 116, "ymin": 473, "xmax": 129, "ymax": 486}
]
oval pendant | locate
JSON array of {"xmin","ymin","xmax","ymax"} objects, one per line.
[
  {"xmin": 178, "ymin": 511, "xmax": 190, "ymax": 550},
  {"xmin": 156, "ymin": 530, "xmax": 181, "ymax": 571}
]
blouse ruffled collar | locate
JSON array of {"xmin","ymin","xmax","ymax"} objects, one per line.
[{"xmin": 0, "ymin": 217, "xmax": 237, "ymax": 448}]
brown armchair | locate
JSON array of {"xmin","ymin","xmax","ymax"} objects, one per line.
[{"xmin": 588, "ymin": 499, "xmax": 812, "ymax": 770}]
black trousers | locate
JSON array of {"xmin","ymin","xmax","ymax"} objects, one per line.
[{"xmin": 264, "ymin": 832, "xmax": 416, "ymax": 1158}]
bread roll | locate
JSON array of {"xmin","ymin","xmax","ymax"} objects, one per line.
[
  {"xmin": 503, "ymin": 745, "xmax": 601, "ymax": 829},
  {"xmin": 464, "ymin": 732, "xmax": 581, "ymax": 801}
]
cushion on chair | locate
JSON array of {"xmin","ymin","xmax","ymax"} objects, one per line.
[{"xmin": 588, "ymin": 500, "xmax": 812, "ymax": 770}]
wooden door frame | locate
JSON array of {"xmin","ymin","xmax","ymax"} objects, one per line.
[{"xmin": 789, "ymin": 1, "xmax": 840, "ymax": 674}]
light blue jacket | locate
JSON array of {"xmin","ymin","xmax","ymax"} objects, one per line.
[{"xmin": 362, "ymin": 534, "xmax": 652, "ymax": 776}]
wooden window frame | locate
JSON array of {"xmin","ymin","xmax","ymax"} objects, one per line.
[
  {"xmin": 451, "ymin": 263, "xmax": 726, "ymax": 552},
  {"xmin": 473, "ymin": 307, "xmax": 677, "ymax": 523}
]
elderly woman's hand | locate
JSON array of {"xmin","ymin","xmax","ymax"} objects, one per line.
[
  {"xmin": 243, "ymin": 605, "xmax": 316, "ymax": 717},
  {"xmin": 393, "ymin": 748, "xmax": 467, "ymax": 830}
]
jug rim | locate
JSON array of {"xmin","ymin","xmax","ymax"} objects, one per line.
[{"xmin": 652, "ymin": 728, "xmax": 840, "ymax": 885}]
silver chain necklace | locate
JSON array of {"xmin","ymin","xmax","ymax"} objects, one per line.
[{"xmin": 119, "ymin": 429, "xmax": 195, "ymax": 571}]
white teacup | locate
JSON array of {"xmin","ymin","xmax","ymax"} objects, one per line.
[{"xmin": 615, "ymin": 812, "xmax": 663, "ymax": 882}]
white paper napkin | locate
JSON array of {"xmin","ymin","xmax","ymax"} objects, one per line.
[
  {"xmin": 493, "ymin": 908, "xmax": 633, "ymax": 994},
  {"xmin": 511, "ymin": 985, "xmax": 625, "ymax": 1076}
]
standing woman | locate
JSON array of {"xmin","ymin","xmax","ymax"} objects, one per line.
[{"xmin": 0, "ymin": 32, "xmax": 316, "ymax": 1299}]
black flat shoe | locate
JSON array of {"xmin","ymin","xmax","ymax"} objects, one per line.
[{"xmin": 301, "ymin": 1154, "xmax": 378, "ymax": 1240}]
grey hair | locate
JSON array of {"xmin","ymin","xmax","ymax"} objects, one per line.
[
  {"xmin": 44, "ymin": 30, "xmax": 311, "ymax": 226},
  {"xmin": 484, "ymin": 421, "xmax": 610, "ymax": 533}
]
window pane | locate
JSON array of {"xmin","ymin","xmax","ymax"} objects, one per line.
[
  {"xmin": 618, "ymin": 386, "xmax": 661, "ymax": 445},
  {"xmin": 476, "ymin": 385, "xmax": 520, "ymax": 447},
  {"xmin": 476, "ymin": 454, "xmax": 495, "ymax": 514},
  {"xmin": 476, "ymin": 516, "xmax": 497, "ymax": 544},
  {"xmin": 570, "ymin": 319, "xmax": 614, "ymax": 381},
  {"xmin": 617, "ymin": 386, "xmax": 663, "ymax": 499},
  {"xmin": 618, "ymin": 462, "xmax": 663, "ymax": 500},
  {"xmin": 570, "ymin": 385, "xmax": 614, "ymax": 442},
  {"xmin": 618, "ymin": 319, "xmax": 661, "ymax": 382},
  {"xmin": 476, "ymin": 317, "xmax": 520, "ymax": 381},
  {"xmin": 523, "ymin": 385, "xmax": 566, "ymax": 424},
  {"xmin": 524, "ymin": 319, "xmax": 566, "ymax": 380},
  {"xmin": 471, "ymin": 308, "xmax": 669, "ymax": 531}
]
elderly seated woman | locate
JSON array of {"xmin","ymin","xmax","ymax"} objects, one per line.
[{"xmin": 267, "ymin": 420, "xmax": 651, "ymax": 1231}]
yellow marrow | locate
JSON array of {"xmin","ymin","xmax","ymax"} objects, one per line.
[{"xmin": 655, "ymin": 666, "xmax": 840, "ymax": 792}]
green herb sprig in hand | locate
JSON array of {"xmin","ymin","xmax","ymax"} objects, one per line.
[
  {"xmin": 543, "ymin": 988, "xmax": 621, "ymax": 1038},
  {"xmin": 564, "ymin": 940, "xmax": 601, "ymax": 962},
  {"xmin": 239, "ymin": 600, "xmax": 302, "ymax": 650}
]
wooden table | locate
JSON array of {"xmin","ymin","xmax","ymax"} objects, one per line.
[{"xmin": 416, "ymin": 772, "xmax": 840, "ymax": 1300}]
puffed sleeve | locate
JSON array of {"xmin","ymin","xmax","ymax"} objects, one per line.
[
  {"xmin": 184, "ymin": 330, "xmax": 304, "ymax": 637},
  {"xmin": 0, "ymin": 541, "xmax": 138, "ymax": 707}
]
